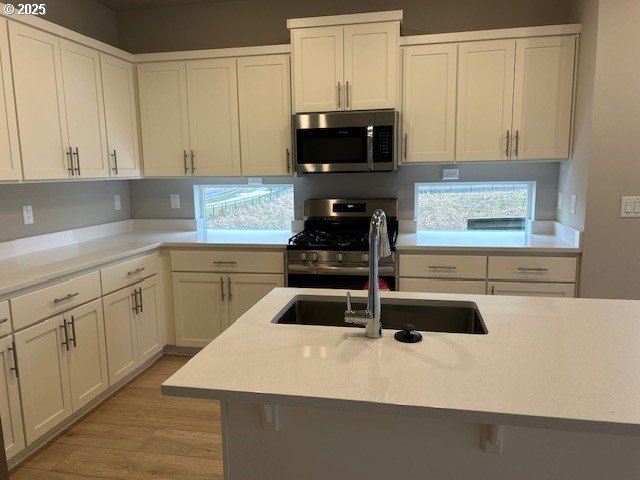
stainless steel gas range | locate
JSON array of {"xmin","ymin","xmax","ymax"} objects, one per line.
[{"xmin": 287, "ymin": 198, "xmax": 398, "ymax": 290}]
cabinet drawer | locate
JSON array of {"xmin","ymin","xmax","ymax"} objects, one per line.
[
  {"xmin": 101, "ymin": 252, "xmax": 159, "ymax": 295},
  {"xmin": 170, "ymin": 250, "xmax": 284, "ymax": 274},
  {"xmin": 488, "ymin": 256, "xmax": 577, "ymax": 282},
  {"xmin": 400, "ymin": 255, "xmax": 487, "ymax": 279},
  {"xmin": 10, "ymin": 271, "xmax": 101, "ymax": 330},
  {"xmin": 488, "ymin": 282, "xmax": 575, "ymax": 298},
  {"xmin": 0, "ymin": 301, "xmax": 11, "ymax": 337},
  {"xmin": 400, "ymin": 278, "xmax": 486, "ymax": 295}
]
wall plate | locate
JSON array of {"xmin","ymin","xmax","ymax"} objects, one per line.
[
  {"xmin": 442, "ymin": 168, "xmax": 459, "ymax": 181},
  {"xmin": 621, "ymin": 196, "xmax": 640, "ymax": 218}
]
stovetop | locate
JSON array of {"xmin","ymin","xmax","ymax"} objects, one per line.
[{"xmin": 288, "ymin": 219, "xmax": 398, "ymax": 251}]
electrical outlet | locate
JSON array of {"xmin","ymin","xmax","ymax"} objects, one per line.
[
  {"xmin": 248, "ymin": 177, "xmax": 263, "ymax": 185},
  {"xmin": 442, "ymin": 168, "xmax": 459, "ymax": 181},
  {"xmin": 557, "ymin": 192, "xmax": 563, "ymax": 210},
  {"xmin": 114, "ymin": 195, "xmax": 122, "ymax": 211},
  {"xmin": 170, "ymin": 193, "xmax": 181, "ymax": 209},
  {"xmin": 571, "ymin": 195, "xmax": 577, "ymax": 214},
  {"xmin": 22, "ymin": 205, "xmax": 34, "ymax": 225}
]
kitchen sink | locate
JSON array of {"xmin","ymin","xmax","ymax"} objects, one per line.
[{"xmin": 275, "ymin": 297, "xmax": 488, "ymax": 334}]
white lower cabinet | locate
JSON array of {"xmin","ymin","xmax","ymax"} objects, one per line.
[
  {"xmin": 14, "ymin": 316, "xmax": 73, "ymax": 445},
  {"xmin": 173, "ymin": 271, "xmax": 284, "ymax": 347},
  {"xmin": 0, "ymin": 335, "xmax": 25, "ymax": 460},
  {"xmin": 103, "ymin": 275, "xmax": 164, "ymax": 385},
  {"xmin": 488, "ymin": 282, "xmax": 575, "ymax": 298},
  {"xmin": 399, "ymin": 278, "xmax": 486, "ymax": 295}
]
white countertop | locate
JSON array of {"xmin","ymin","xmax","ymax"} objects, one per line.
[
  {"xmin": 0, "ymin": 229, "xmax": 292, "ymax": 297},
  {"xmin": 162, "ymin": 288, "xmax": 640, "ymax": 435},
  {"xmin": 396, "ymin": 230, "xmax": 580, "ymax": 253}
]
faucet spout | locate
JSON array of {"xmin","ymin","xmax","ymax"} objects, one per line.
[{"xmin": 344, "ymin": 209, "xmax": 390, "ymax": 339}]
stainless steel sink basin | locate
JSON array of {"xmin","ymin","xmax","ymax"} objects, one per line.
[{"xmin": 275, "ymin": 297, "xmax": 488, "ymax": 334}]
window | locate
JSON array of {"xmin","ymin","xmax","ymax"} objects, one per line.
[
  {"xmin": 197, "ymin": 185, "xmax": 294, "ymax": 231},
  {"xmin": 416, "ymin": 182, "xmax": 534, "ymax": 232}
]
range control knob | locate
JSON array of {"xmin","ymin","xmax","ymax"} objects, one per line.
[
  {"xmin": 362, "ymin": 253, "xmax": 370, "ymax": 262},
  {"xmin": 337, "ymin": 252, "xmax": 344, "ymax": 262},
  {"xmin": 311, "ymin": 252, "xmax": 319, "ymax": 262},
  {"xmin": 300, "ymin": 252, "xmax": 308, "ymax": 261}
]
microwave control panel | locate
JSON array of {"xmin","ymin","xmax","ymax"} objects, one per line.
[{"xmin": 373, "ymin": 126, "xmax": 394, "ymax": 163}]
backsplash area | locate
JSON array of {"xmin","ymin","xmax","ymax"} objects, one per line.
[
  {"xmin": 0, "ymin": 181, "xmax": 131, "ymax": 243},
  {"xmin": 129, "ymin": 162, "xmax": 560, "ymax": 223}
]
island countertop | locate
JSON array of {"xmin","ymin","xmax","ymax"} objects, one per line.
[{"xmin": 162, "ymin": 288, "xmax": 640, "ymax": 435}]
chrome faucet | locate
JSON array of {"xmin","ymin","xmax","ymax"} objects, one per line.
[{"xmin": 344, "ymin": 209, "xmax": 391, "ymax": 339}]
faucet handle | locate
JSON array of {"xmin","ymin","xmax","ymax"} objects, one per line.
[{"xmin": 346, "ymin": 292, "xmax": 353, "ymax": 313}]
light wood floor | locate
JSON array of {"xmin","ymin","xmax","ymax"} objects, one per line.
[{"xmin": 10, "ymin": 355, "xmax": 223, "ymax": 480}]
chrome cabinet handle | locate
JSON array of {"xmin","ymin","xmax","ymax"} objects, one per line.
[
  {"xmin": 69, "ymin": 315, "xmax": 77, "ymax": 347},
  {"xmin": 191, "ymin": 150, "xmax": 196, "ymax": 174},
  {"xmin": 428, "ymin": 265, "xmax": 457, "ymax": 270},
  {"xmin": 131, "ymin": 289, "xmax": 139, "ymax": 314},
  {"xmin": 54, "ymin": 292, "xmax": 79, "ymax": 304},
  {"xmin": 213, "ymin": 261, "xmax": 238, "ymax": 266},
  {"xmin": 8, "ymin": 341, "xmax": 18, "ymax": 377},
  {"xmin": 227, "ymin": 276, "xmax": 232, "ymax": 301},
  {"xmin": 517, "ymin": 267, "xmax": 549, "ymax": 272},
  {"xmin": 220, "ymin": 277, "xmax": 225, "ymax": 301},
  {"xmin": 61, "ymin": 319, "xmax": 70, "ymax": 351},
  {"xmin": 404, "ymin": 133, "xmax": 408, "ymax": 160},
  {"xmin": 505, "ymin": 130, "xmax": 510, "ymax": 157},
  {"xmin": 111, "ymin": 149, "xmax": 118, "ymax": 175},
  {"xmin": 514, "ymin": 130, "xmax": 520, "ymax": 157},
  {"xmin": 286, "ymin": 148, "xmax": 291, "ymax": 173},
  {"xmin": 137, "ymin": 287, "xmax": 143, "ymax": 313},
  {"xmin": 127, "ymin": 267, "xmax": 146, "ymax": 277},
  {"xmin": 0, "ymin": 317, "xmax": 7, "ymax": 324},
  {"xmin": 73, "ymin": 147, "xmax": 81, "ymax": 176},
  {"xmin": 346, "ymin": 81, "xmax": 350, "ymax": 109},
  {"xmin": 337, "ymin": 82, "xmax": 342, "ymax": 109},
  {"xmin": 67, "ymin": 147, "xmax": 75, "ymax": 176},
  {"xmin": 184, "ymin": 150, "xmax": 189, "ymax": 175}
]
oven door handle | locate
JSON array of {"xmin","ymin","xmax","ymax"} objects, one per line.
[
  {"xmin": 366, "ymin": 125, "xmax": 374, "ymax": 171},
  {"xmin": 288, "ymin": 264, "xmax": 395, "ymax": 276}
]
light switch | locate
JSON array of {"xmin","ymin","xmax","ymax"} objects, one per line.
[
  {"xmin": 170, "ymin": 194, "xmax": 180, "ymax": 209},
  {"xmin": 571, "ymin": 195, "xmax": 577, "ymax": 214},
  {"xmin": 557, "ymin": 192, "xmax": 563, "ymax": 210},
  {"xmin": 621, "ymin": 196, "xmax": 640, "ymax": 217},
  {"xmin": 114, "ymin": 195, "xmax": 122, "ymax": 211}
]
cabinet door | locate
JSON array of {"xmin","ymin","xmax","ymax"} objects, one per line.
[
  {"xmin": 172, "ymin": 273, "xmax": 228, "ymax": 347},
  {"xmin": 100, "ymin": 53, "xmax": 140, "ymax": 178},
  {"xmin": 228, "ymin": 274, "xmax": 284, "ymax": 324},
  {"xmin": 292, "ymin": 26, "xmax": 343, "ymax": 113},
  {"xmin": 0, "ymin": 20, "xmax": 21, "ymax": 181},
  {"xmin": 138, "ymin": 62, "xmax": 190, "ymax": 176},
  {"xmin": 186, "ymin": 59, "xmax": 241, "ymax": 176},
  {"xmin": 344, "ymin": 22, "xmax": 398, "ymax": 110},
  {"xmin": 402, "ymin": 44, "xmax": 457, "ymax": 163},
  {"xmin": 135, "ymin": 276, "xmax": 165, "ymax": 364},
  {"xmin": 15, "ymin": 316, "xmax": 72, "ymax": 445},
  {"xmin": 102, "ymin": 287, "xmax": 139, "ymax": 385},
  {"xmin": 60, "ymin": 40, "xmax": 109, "ymax": 178},
  {"xmin": 0, "ymin": 336, "xmax": 25, "ymax": 460},
  {"xmin": 237, "ymin": 55, "xmax": 292, "ymax": 176},
  {"xmin": 456, "ymin": 40, "xmax": 515, "ymax": 161},
  {"xmin": 512, "ymin": 36, "xmax": 576, "ymax": 160},
  {"xmin": 488, "ymin": 282, "xmax": 575, "ymax": 298},
  {"xmin": 66, "ymin": 299, "xmax": 109, "ymax": 411},
  {"xmin": 400, "ymin": 278, "xmax": 486, "ymax": 295},
  {"xmin": 9, "ymin": 22, "xmax": 69, "ymax": 180}
]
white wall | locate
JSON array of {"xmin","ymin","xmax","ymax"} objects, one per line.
[{"xmin": 579, "ymin": 0, "xmax": 640, "ymax": 299}]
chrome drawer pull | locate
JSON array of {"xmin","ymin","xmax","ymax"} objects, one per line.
[
  {"xmin": 60, "ymin": 319, "xmax": 70, "ymax": 351},
  {"xmin": 127, "ymin": 267, "xmax": 146, "ymax": 277},
  {"xmin": 517, "ymin": 267, "xmax": 549, "ymax": 272},
  {"xmin": 69, "ymin": 315, "xmax": 77, "ymax": 347},
  {"xmin": 0, "ymin": 317, "xmax": 7, "ymax": 324},
  {"xmin": 428, "ymin": 266, "xmax": 457, "ymax": 270},
  {"xmin": 54, "ymin": 292, "xmax": 80, "ymax": 304},
  {"xmin": 220, "ymin": 277, "xmax": 225, "ymax": 301},
  {"xmin": 8, "ymin": 341, "xmax": 18, "ymax": 377},
  {"xmin": 213, "ymin": 261, "xmax": 238, "ymax": 266}
]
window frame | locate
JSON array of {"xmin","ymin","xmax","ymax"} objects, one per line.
[{"xmin": 414, "ymin": 181, "xmax": 536, "ymax": 233}]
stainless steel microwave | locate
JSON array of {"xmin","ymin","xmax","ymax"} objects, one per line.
[{"xmin": 293, "ymin": 110, "xmax": 398, "ymax": 173}]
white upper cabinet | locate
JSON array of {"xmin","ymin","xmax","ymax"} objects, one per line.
[
  {"xmin": 238, "ymin": 55, "xmax": 292, "ymax": 176},
  {"xmin": 292, "ymin": 26, "xmax": 343, "ymax": 113},
  {"xmin": 402, "ymin": 44, "xmax": 457, "ymax": 163},
  {"xmin": 138, "ymin": 61, "xmax": 190, "ymax": 177},
  {"xmin": 456, "ymin": 39, "xmax": 515, "ymax": 162},
  {"xmin": 9, "ymin": 22, "xmax": 69, "ymax": 180},
  {"xmin": 186, "ymin": 58, "xmax": 241, "ymax": 176},
  {"xmin": 343, "ymin": 22, "xmax": 399, "ymax": 111},
  {"xmin": 60, "ymin": 40, "xmax": 109, "ymax": 178},
  {"xmin": 512, "ymin": 36, "xmax": 576, "ymax": 160},
  {"xmin": 100, "ymin": 53, "xmax": 141, "ymax": 178},
  {"xmin": 0, "ymin": 20, "xmax": 21, "ymax": 182},
  {"xmin": 291, "ymin": 21, "xmax": 398, "ymax": 113}
]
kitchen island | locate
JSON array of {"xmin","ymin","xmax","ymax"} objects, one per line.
[{"xmin": 163, "ymin": 288, "xmax": 640, "ymax": 479}]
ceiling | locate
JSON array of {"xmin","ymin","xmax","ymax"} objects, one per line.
[{"xmin": 96, "ymin": 0, "xmax": 242, "ymax": 11}]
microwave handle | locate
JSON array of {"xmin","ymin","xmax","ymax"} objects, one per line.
[{"xmin": 366, "ymin": 126, "xmax": 374, "ymax": 170}]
